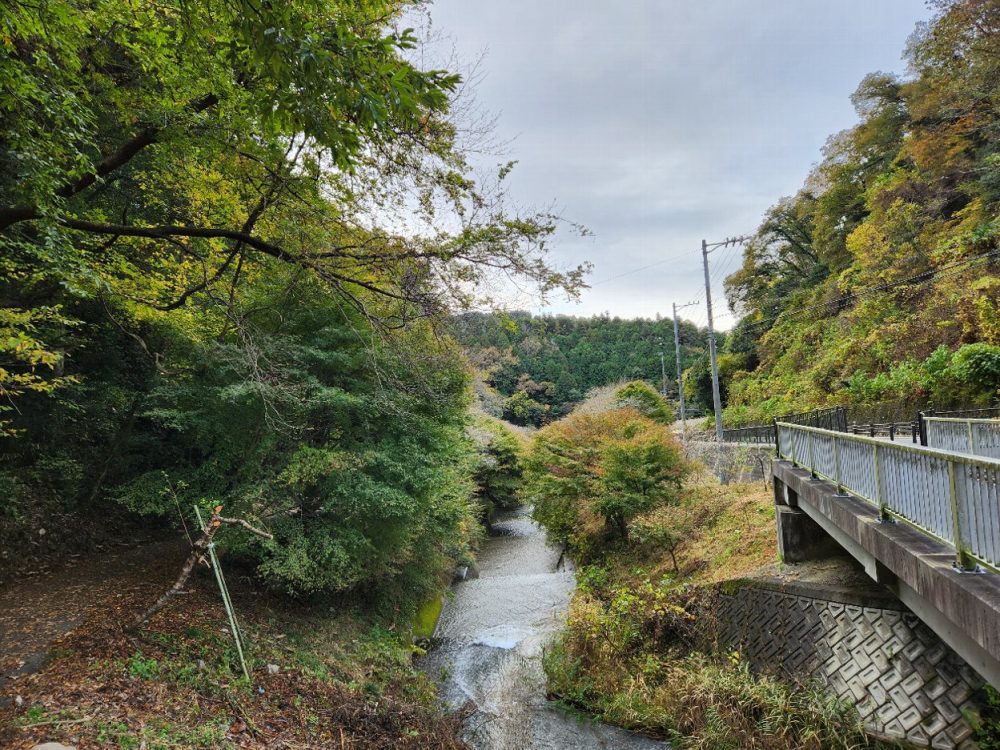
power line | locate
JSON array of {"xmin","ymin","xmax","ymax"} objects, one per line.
[
  {"xmin": 589, "ymin": 249, "xmax": 691, "ymax": 286},
  {"xmin": 710, "ymin": 240, "xmax": 743, "ymax": 286},
  {"xmin": 733, "ymin": 247, "xmax": 1000, "ymax": 335}
]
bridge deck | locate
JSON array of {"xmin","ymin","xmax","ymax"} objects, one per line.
[{"xmin": 773, "ymin": 459, "xmax": 1000, "ymax": 689}]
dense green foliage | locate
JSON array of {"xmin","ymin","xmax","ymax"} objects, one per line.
[
  {"xmin": 614, "ymin": 380, "xmax": 675, "ymax": 424},
  {"xmin": 5, "ymin": 270, "xmax": 480, "ymax": 602},
  {"xmin": 976, "ymin": 684, "xmax": 1000, "ymax": 750},
  {"xmin": 451, "ymin": 311, "xmax": 711, "ymax": 422},
  {"xmin": 524, "ymin": 409, "xmax": 687, "ymax": 556},
  {"xmin": 469, "ymin": 415, "xmax": 524, "ymax": 518},
  {"xmin": 0, "ymin": 0, "xmax": 583, "ymax": 598},
  {"xmin": 719, "ymin": 1, "xmax": 1000, "ymax": 424}
]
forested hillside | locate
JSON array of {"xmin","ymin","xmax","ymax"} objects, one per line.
[
  {"xmin": 720, "ymin": 0, "xmax": 1000, "ymax": 425},
  {"xmin": 450, "ymin": 311, "xmax": 712, "ymax": 424}
]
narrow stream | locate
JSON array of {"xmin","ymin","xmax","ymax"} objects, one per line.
[{"xmin": 418, "ymin": 507, "xmax": 666, "ymax": 750}]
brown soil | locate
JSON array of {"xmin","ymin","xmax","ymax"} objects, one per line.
[
  {"xmin": 745, "ymin": 555, "xmax": 890, "ymax": 598},
  {"xmin": 0, "ymin": 539, "xmax": 189, "ymax": 695},
  {"xmin": 0, "ymin": 540, "xmax": 467, "ymax": 750}
]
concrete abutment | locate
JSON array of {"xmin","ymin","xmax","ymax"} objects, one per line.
[
  {"xmin": 714, "ymin": 577, "xmax": 985, "ymax": 748},
  {"xmin": 748, "ymin": 458, "xmax": 1000, "ymax": 747},
  {"xmin": 774, "ymin": 475, "xmax": 843, "ymax": 563}
]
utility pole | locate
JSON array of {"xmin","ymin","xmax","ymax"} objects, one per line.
[
  {"xmin": 672, "ymin": 301, "xmax": 696, "ymax": 442},
  {"xmin": 658, "ymin": 350, "xmax": 668, "ymax": 398},
  {"xmin": 701, "ymin": 235, "xmax": 751, "ymax": 483},
  {"xmin": 702, "ymin": 239, "xmax": 725, "ymax": 446}
]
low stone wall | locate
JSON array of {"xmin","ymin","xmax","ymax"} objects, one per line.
[
  {"xmin": 713, "ymin": 578, "xmax": 985, "ymax": 749},
  {"xmin": 683, "ymin": 440, "xmax": 773, "ymax": 483}
]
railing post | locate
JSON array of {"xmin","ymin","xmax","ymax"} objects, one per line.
[
  {"xmin": 808, "ymin": 430, "xmax": 816, "ymax": 478},
  {"xmin": 833, "ymin": 434, "xmax": 846, "ymax": 496},
  {"xmin": 873, "ymin": 443, "xmax": 889, "ymax": 521},
  {"xmin": 968, "ymin": 420, "xmax": 976, "ymax": 456},
  {"xmin": 773, "ymin": 418, "xmax": 779, "ymax": 458},
  {"xmin": 947, "ymin": 461, "xmax": 974, "ymax": 570}
]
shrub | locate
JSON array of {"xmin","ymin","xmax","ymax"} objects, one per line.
[
  {"xmin": 948, "ymin": 343, "xmax": 1000, "ymax": 402},
  {"xmin": 974, "ymin": 684, "xmax": 1000, "ymax": 750},
  {"xmin": 544, "ymin": 585, "xmax": 875, "ymax": 750},
  {"xmin": 614, "ymin": 380, "xmax": 675, "ymax": 424},
  {"xmin": 523, "ymin": 410, "xmax": 687, "ymax": 557}
]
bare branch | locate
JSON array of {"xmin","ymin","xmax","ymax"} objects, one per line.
[{"xmin": 218, "ymin": 515, "xmax": 274, "ymax": 539}]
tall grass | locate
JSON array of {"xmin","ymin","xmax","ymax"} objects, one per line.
[{"xmin": 544, "ymin": 630, "xmax": 881, "ymax": 750}]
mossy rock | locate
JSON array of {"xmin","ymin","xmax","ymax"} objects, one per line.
[{"xmin": 412, "ymin": 596, "xmax": 444, "ymax": 644}]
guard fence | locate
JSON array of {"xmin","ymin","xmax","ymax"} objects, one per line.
[
  {"xmin": 776, "ymin": 421, "xmax": 1000, "ymax": 574},
  {"xmin": 721, "ymin": 406, "xmax": 847, "ymax": 445},
  {"xmin": 924, "ymin": 416, "xmax": 1000, "ymax": 459},
  {"xmin": 719, "ymin": 424, "xmax": 775, "ymax": 444},
  {"xmin": 723, "ymin": 402, "xmax": 1000, "ymax": 449}
]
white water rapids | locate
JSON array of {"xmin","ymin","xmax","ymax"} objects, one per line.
[{"xmin": 418, "ymin": 507, "xmax": 667, "ymax": 750}]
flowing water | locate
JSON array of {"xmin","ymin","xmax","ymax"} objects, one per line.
[{"xmin": 419, "ymin": 507, "xmax": 666, "ymax": 750}]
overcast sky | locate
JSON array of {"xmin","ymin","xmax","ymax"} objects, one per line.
[{"xmin": 423, "ymin": 0, "xmax": 933, "ymax": 328}]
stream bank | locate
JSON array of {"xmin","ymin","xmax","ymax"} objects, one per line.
[{"xmin": 418, "ymin": 506, "xmax": 665, "ymax": 749}]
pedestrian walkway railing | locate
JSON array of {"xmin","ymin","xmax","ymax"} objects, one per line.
[
  {"xmin": 847, "ymin": 419, "xmax": 919, "ymax": 443},
  {"xmin": 722, "ymin": 406, "xmax": 847, "ymax": 445},
  {"xmin": 721, "ymin": 425, "xmax": 776, "ymax": 444},
  {"xmin": 924, "ymin": 417, "xmax": 1000, "ymax": 460},
  {"xmin": 776, "ymin": 422, "xmax": 1000, "ymax": 574}
]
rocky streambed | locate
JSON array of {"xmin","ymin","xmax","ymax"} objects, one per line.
[{"xmin": 418, "ymin": 507, "xmax": 666, "ymax": 750}]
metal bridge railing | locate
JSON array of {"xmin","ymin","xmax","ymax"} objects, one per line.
[
  {"xmin": 721, "ymin": 425, "xmax": 776, "ymax": 444},
  {"xmin": 776, "ymin": 422, "xmax": 1000, "ymax": 574},
  {"xmin": 722, "ymin": 406, "xmax": 847, "ymax": 445},
  {"xmin": 925, "ymin": 417, "xmax": 1000, "ymax": 460}
]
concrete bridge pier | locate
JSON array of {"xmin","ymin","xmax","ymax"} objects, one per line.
[{"xmin": 774, "ymin": 476, "xmax": 842, "ymax": 564}]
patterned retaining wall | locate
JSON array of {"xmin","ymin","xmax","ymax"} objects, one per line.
[{"xmin": 714, "ymin": 579, "xmax": 986, "ymax": 749}]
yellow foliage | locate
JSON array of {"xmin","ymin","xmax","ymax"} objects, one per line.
[{"xmin": 972, "ymin": 277, "xmax": 1000, "ymax": 345}]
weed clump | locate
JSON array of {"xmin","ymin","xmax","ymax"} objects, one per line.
[{"xmin": 544, "ymin": 588, "xmax": 878, "ymax": 750}]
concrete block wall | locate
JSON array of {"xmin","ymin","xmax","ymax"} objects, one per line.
[
  {"xmin": 714, "ymin": 579, "xmax": 986, "ymax": 748},
  {"xmin": 683, "ymin": 441, "xmax": 773, "ymax": 482}
]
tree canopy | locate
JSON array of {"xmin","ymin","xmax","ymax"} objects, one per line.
[
  {"xmin": 1, "ymin": 0, "xmax": 587, "ymax": 426},
  {"xmin": 0, "ymin": 0, "xmax": 584, "ymax": 597},
  {"xmin": 525, "ymin": 409, "xmax": 687, "ymax": 558},
  {"xmin": 718, "ymin": 0, "xmax": 1000, "ymax": 424},
  {"xmin": 451, "ymin": 311, "xmax": 711, "ymax": 422}
]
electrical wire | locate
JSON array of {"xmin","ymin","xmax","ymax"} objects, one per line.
[
  {"xmin": 589, "ymin": 248, "xmax": 691, "ymax": 286},
  {"xmin": 733, "ymin": 247, "xmax": 1000, "ymax": 335}
]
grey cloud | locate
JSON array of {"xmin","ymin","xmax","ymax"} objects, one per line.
[{"xmin": 427, "ymin": 0, "xmax": 931, "ymax": 323}]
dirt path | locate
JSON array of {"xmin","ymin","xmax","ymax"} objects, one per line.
[{"xmin": 0, "ymin": 538, "xmax": 188, "ymax": 697}]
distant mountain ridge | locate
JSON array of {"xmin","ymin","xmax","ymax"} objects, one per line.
[{"xmin": 448, "ymin": 311, "xmax": 713, "ymax": 423}]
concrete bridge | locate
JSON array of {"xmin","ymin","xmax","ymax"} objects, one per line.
[{"xmin": 773, "ymin": 422, "xmax": 1000, "ymax": 688}]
